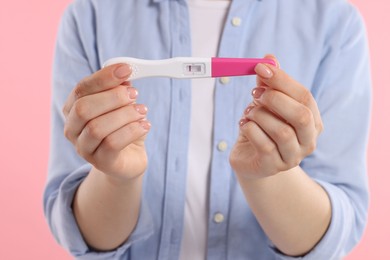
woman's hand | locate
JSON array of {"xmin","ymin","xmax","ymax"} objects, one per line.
[
  {"xmin": 62, "ymin": 64, "xmax": 150, "ymax": 181},
  {"xmin": 230, "ymin": 56, "xmax": 323, "ymax": 179}
]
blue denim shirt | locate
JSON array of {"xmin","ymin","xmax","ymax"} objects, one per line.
[{"xmin": 44, "ymin": 0, "xmax": 371, "ymax": 259}]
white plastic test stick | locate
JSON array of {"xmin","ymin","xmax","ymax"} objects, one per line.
[{"xmin": 103, "ymin": 57, "xmax": 276, "ymax": 80}]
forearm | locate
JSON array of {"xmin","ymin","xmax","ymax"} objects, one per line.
[
  {"xmin": 237, "ymin": 166, "xmax": 331, "ymax": 257},
  {"xmin": 72, "ymin": 167, "xmax": 143, "ymax": 251}
]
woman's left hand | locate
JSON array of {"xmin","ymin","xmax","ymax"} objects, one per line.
[{"xmin": 230, "ymin": 55, "xmax": 324, "ymax": 179}]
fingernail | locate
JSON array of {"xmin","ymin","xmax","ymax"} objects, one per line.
[
  {"xmin": 263, "ymin": 54, "xmax": 279, "ymax": 68},
  {"xmin": 252, "ymin": 88, "xmax": 266, "ymax": 99},
  {"xmin": 140, "ymin": 120, "xmax": 151, "ymax": 130},
  {"xmin": 255, "ymin": 63, "xmax": 273, "ymax": 78},
  {"xmin": 245, "ymin": 106, "xmax": 254, "ymax": 115},
  {"xmin": 114, "ymin": 65, "xmax": 131, "ymax": 79},
  {"xmin": 127, "ymin": 87, "xmax": 138, "ymax": 100},
  {"xmin": 239, "ymin": 118, "xmax": 249, "ymax": 127},
  {"xmin": 135, "ymin": 104, "xmax": 148, "ymax": 115}
]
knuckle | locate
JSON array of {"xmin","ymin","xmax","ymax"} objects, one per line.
[
  {"xmin": 74, "ymin": 80, "xmax": 87, "ymax": 99},
  {"xmin": 63, "ymin": 125, "xmax": 72, "ymax": 141},
  {"xmin": 300, "ymin": 89, "xmax": 313, "ymax": 106},
  {"xmin": 74, "ymin": 143, "xmax": 84, "ymax": 156},
  {"xmin": 261, "ymin": 143, "xmax": 277, "ymax": 154},
  {"xmin": 274, "ymin": 125, "xmax": 294, "ymax": 142},
  {"xmin": 229, "ymin": 152, "xmax": 240, "ymax": 170},
  {"xmin": 297, "ymin": 107, "xmax": 312, "ymax": 128},
  {"xmin": 85, "ymin": 121, "xmax": 103, "ymax": 140},
  {"xmin": 75, "ymin": 143, "xmax": 92, "ymax": 161},
  {"xmin": 316, "ymin": 121, "xmax": 324, "ymax": 133},
  {"xmin": 62, "ymin": 105, "xmax": 68, "ymax": 118},
  {"xmin": 102, "ymin": 135, "xmax": 119, "ymax": 151},
  {"xmin": 306, "ymin": 140, "xmax": 317, "ymax": 154},
  {"xmin": 73, "ymin": 100, "xmax": 90, "ymax": 121}
]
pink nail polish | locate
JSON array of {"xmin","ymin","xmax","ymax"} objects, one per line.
[
  {"xmin": 252, "ymin": 88, "xmax": 265, "ymax": 99},
  {"xmin": 255, "ymin": 63, "xmax": 273, "ymax": 78},
  {"xmin": 140, "ymin": 120, "xmax": 151, "ymax": 130},
  {"xmin": 114, "ymin": 64, "xmax": 131, "ymax": 79},
  {"xmin": 239, "ymin": 118, "xmax": 249, "ymax": 126},
  {"xmin": 128, "ymin": 88, "xmax": 138, "ymax": 100},
  {"xmin": 135, "ymin": 104, "xmax": 148, "ymax": 114},
  {"xmin": 245, "ymin": 106, "xmax": 254, "ymax": 115}
]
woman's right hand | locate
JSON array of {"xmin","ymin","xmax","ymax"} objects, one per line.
[{"xmin": 62, "ymin": 64, "xmax": 150, "ymax": 181}]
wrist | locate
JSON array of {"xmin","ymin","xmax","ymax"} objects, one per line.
[
  {"xmin": 233, "ymin": 168, "xmax": 273, "ymax": 182},
  {"xmin": 235, "ymin": 167, "xmax": 299, "ymax": 188},
  {"xmin": 90, "ymin": 166, "xmax": 144, "ymax": 188}
]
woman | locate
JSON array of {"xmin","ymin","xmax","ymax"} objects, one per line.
[{"xmin": 44, "ymin": 0, "xmax": 371, "ymax": 259}]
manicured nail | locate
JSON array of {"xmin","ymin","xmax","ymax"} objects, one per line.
[
  {"xmin": 255, "ymin": 63, "xmax": 273, "ymax": 78},
  {"xmin": 252, "ymin": 88, "xmax": 266, "ymax": 99},
  {"xmin": 140, "ymin": 120, "xmax": 151, "ymax": 130},
  {"xmin": 239, "ymin": 118, "xmax": 249, "ymax": 127},
  {"xmin": 245, "ymin": 106, "xmax": 254, "ymax": 115},
  {"xmin": 114, "ymin": 65, "xmax": 131, "ymax": 79},
  {"xmin": 127, "ymin": 87, "xmax": 138, "ymax": 100},
  {"xmin": 263, "ymin": 54, "xmax": 279, "ymax": 68},
  {"xmin": 135, "ymin": 104, "xmax": 148, "ymax": 114}
]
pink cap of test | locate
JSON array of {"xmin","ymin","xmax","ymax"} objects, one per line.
[{"xmin": 211, "ymin": 58, "xmax": 276, "ymax": 78}]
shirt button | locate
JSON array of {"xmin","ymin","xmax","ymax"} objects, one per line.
[
  {"xmin": 217, "ymin": 141, "xmax": 228, "ymax": 152},
  {"xmin": 231, "ymin": 17, "xmax": 242, "ymax": 27},
  {"xmin": 219, "ymin": 77, "xmax": 230, "ymax": 85},
  {"xmin": 214, "ymin": 213, "xmax": 225, "ymax": 224}
]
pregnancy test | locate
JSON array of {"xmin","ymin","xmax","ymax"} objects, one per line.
[{"xmin": 103, "ymin": 57, "xmax": 276, "ymax": 80}]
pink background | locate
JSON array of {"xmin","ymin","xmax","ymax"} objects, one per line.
[{"xmin": 0, "ymin": 1, "xmax": 388, "ymax": 259}]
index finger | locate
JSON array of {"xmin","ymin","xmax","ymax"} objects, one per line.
[
  {"xmin": 76, "ymin": 63, "xmax": 131, "ymax": 98},
  {"xmin": 255, "ymin": 61, "xmax": 307, "ymax": 103},
  {"xmin": 63, "ymin": 63, "xmax": 131, "ymax": 117},
  {"xmin": 255, "ymin": 56, "xmax": 323, "ymax": 132}
]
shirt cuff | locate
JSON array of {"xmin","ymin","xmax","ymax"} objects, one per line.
[
  {"xmin": 268, "ymin": 180, "xmax": 354, "ymax": 259},
  {"xmin": 47, "ymin": 164, "xmax": 154, "ymax": 259}
]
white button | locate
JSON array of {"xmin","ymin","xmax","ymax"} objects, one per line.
[
  {"xmin": 214, "ymin": 213, "xmax": 225, "ymax": 223},
  {"xmin": 217, "ymin": 141, "xmax": 228, "ymax": 152},
  {"xmin": 219, "ymin": 77, "xmax": 230, "ymax": 85},
  {"xmin": 231, "ymin": 17, "xmax": 242, "ymax": 27}
]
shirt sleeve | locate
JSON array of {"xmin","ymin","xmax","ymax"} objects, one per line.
[
  {"xmin": 43, "ymin": 2, "xmax": 154, "ymax": 258},
  {"xmin": 269, "ymin": 4, "xmax": 371, "ymax": 260}
]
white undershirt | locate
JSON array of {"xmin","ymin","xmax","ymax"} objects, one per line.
[{"xmin": 180, "ymin": 1, "xmax": 230, "ymax": 259}]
